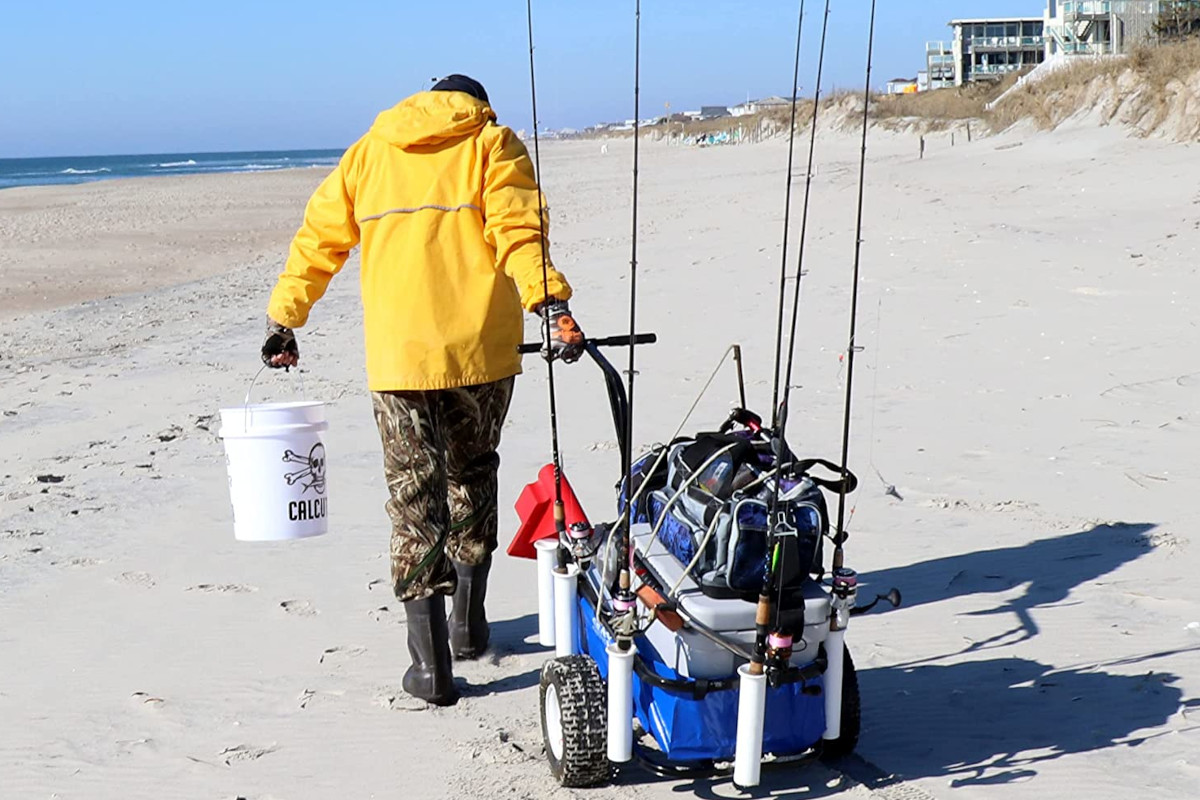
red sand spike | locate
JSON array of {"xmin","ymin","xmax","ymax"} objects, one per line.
[{"xmin": 507, "ymin": 464, "xmax": 590, "ymax": 559}]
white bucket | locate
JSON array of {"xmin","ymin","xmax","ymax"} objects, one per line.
[{"xmin": 218, "ymin": 401, "xmax": 329, "ymax": 541}]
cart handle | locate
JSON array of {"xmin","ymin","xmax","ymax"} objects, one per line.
[
  {"xmin": 516, "ymin": 333, "xmax": 655, "ymax": 472},
  {"xmin": 517, "ymin": 333, "xmax": 657, "ymax": 354}
]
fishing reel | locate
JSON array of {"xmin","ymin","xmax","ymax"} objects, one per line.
[{"xmin": 560, "ymin": 520, "xmax": 602, "ymax": 563}]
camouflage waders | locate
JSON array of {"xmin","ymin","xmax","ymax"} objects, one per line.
[{"xmin": 371, "ymin": 377, "xmax": 515, "ymax": 602}]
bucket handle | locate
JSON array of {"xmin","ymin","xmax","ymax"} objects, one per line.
[{"xmin": 243, "ymin": 364, "xmax": 308, "ymax": 430}]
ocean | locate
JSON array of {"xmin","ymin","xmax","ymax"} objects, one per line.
[{"xmin": 0, "ymin": 149, "xmax": 344, "ymax": 190}]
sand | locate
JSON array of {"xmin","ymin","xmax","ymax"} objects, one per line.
[
  {"xmin": 1, "ymin": 123, "xmax": 1198, "ymax": 800},
  {"xmin": 0, "ymin": 169, "xmax": 329, "ymax": 320}
]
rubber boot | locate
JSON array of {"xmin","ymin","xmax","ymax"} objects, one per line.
[
  {"xmin": 449, "ymin": 555, "xmax": 491, "ymax": 660},
  {"xmin": 402, "ymin": 595, "xmax": 459, "ymax": 706}
]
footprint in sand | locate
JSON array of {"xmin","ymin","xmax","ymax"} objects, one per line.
[
  {"xmin": 368, "ymin": 605, "xmax": 396, "ymax": 623},
  {"xmin": 154, "ymin": 425, "xmax": 184, "ymax": 443},
  {"xmin": 319, "ymin": 645, "xmax": 367, "ymax": 665},
  {"xmin": 130, "ymin": 691, "xmax": 166, "ymax": 709},
  {"xmin": 114, "ymin": 571, "xmax": 156, "ymax": 588},
  {"xmin": 219, "ymin": 743, "xmax": 278, "ymax": 765},
  {"xmin": 280, "ymin": 599, "xmax": 318, "ymax": 617},
  {"xmin": 52, "ymin": 556, "xmax": 104, "ymax": 568},
  {"xmin": 374, "ymin": 688, "xmax": 428, "ymax": 712},
  {"xmin": 297, "ymin": 687, "xmax": 346, "ymax": 710},
  {"xmin": 186, "ymin": 583, "xmax": 258, "ymax": 594}
]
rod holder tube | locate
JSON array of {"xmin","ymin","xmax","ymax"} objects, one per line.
[
  {"xmin": 534, "ymin": 538, "xmax": 558, "ymax": 647},
  {"xmin": 552, "ymin": 563, "xmax": 580, "ymax": 658},
  {"xmin": 733, "ymin": 663, "xmax": 767, "ymax": 788},
  {"xmin": 823, "ymin": 629, "xmax": 847, "ymax": 741},
  {"xmin": 606, "ymin": 643, "xmax": 635, "ymax": 763}
]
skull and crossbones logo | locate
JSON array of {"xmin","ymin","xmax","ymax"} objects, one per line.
[{"xmin": 282, "ymin": 443, "xmax": 326, "ymax": 494}]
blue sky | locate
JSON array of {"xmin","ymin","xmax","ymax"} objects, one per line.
[{"xmin": 0, "ymin": 1, "xmax": 1037, "ymax": 158}]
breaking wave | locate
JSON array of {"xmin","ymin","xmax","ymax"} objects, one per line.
[{"xmin": 60, "ymin": 167, "xmax": 111, "ymax": 175}]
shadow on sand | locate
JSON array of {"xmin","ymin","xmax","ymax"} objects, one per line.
[
  {"xmin": 465, "ymin": 613, "xmax": 543, "ymax": 696},
  {"xmin": 858, "ymin": 521, "xmax": 1160, "ymax": 653},
  {"xmin": 857, "ymin": 652, "xmax": 1196, "ymax": 790},
  {"xmin": 487, "ymin": 612, "xmax": 545, "ymax": 658},
  {"xmin": 843, "ymin": 521, "xmax": 1194, "ymax": 789}
]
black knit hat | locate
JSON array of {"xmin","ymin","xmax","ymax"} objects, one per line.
[{"xmin": 431, "ymin": 74, "xmax": 489, "ymax": 103}]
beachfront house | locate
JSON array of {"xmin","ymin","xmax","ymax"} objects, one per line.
[
  {"xmin": 947, "ymin": 16, "xmax": 1048, "ymax": 85},
  {"xmin": 1043, "ymin": 0, "xmax": 1161, "ymax": 56},
  {"xmin": 928, "ymin": 3, "xmax": 1164, "ymax": 90},
  {"xmin": 925, "ymin": 41, "xmax": 956, "ymax": 89},
  {"xmin": 886, "ymin": 77, "xmax": 920, "ymax": 94},
  {"xmin": 730, "ymin": 96, "xmax": 793, "ymax": 117},
  {"xmin": 699, "ymin": 105, "xmax": 731, "ymax": 119}
]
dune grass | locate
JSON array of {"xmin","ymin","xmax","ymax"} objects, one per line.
[{"xmin": 989, "ymin": 37, "xmax": 1200, "ymax": 134}]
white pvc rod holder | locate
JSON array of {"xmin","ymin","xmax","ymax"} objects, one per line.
[
  {"xmin": 606, "ymin": 643, "xmax": 635, "ymax": 762},
  {"xmin": 823, "ymin": 629, "xmax": 846, "ymax": 741},
  {"xmin": 552, "ymin": 564, "xmax": 579, "ymax": 658},
  {"xmin": 534, "ymin": 539, "xmax": 558, "ymax": 647},
  {"xmin": 733, "ymin": 664, "xmax": 767, "ymax": 789}
]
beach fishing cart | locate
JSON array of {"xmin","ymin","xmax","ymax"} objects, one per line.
[
  {"xmin": 514, "ymin": 0, "xmax": 890, "ymax": 787},
  {"xmin": 510, "ymin": 341, "xmax": 900, "ymax": 787}
]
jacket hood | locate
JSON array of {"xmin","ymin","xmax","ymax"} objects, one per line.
[{"xmin": 370, "ymin": 91, "xmax": 496, "ymax": 148}]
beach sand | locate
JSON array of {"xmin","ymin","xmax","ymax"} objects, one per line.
[
  {"xmin": 0, "ymin": 169, "xmax": 329, "ymax": 320},
  {"xmin": 1, "ymin": 125, "xmax": 1198, "ymax": 799}
]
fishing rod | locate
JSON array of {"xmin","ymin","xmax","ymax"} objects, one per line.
[
  {"xmin": 764, "ymin": 0, "xmax": 832, "ymax": 640},
  {"xmin": 525, "ymin": 0, "xmax": 568, "ymax": 543},
  {"xmin": 766, "ymin": 0, "xmax": 806, "ymax": 435},
  {"xmin": 833, "ymin": 0, "xmax": 878, "ymax": 570},
  {"xmin": 776, "ymin": 0, "xmax": 831, "ymax": 447},
  {"xmin": 613, "ymin": 0, "xmax": 643, "ymax": 644},
  {"xmin": 752, "ymin": 0, "xmax": 808, "ymax": 676},
  {"xmin": 768, "ymin": 0, "xmax": 835, "ymax": 638}
]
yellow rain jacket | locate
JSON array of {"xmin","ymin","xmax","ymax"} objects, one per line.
[{"xmin": 266, "ymin": 91, "xmax": 572, "ymax": 391}]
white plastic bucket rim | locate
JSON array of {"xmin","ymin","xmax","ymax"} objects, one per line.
[
  {"xmin": 219, "ymin": 420, "xmax": 330, "ymax": 439},
  {"xmin": 219, "ymin": 400, "xmax": 327, "ymax": 437}
]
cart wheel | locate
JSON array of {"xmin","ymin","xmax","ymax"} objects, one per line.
[
  {"xmin": 539, "ymin": 655, "xmax": 611, "ymax": 787},
  {"xmin": 819, "ymin": 645, "xmax": 861, "ymax": 762}
]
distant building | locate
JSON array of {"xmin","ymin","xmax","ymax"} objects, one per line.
[
  {"xmin": 886, "ymin": 77, "xmax": 919, "ymax": 94},
  {"xmin": 731, "ymin": 96, "xmax": 793, "ymax": 116},
  {"xmin": 1043, "ymin": 0, "xmax": 1161, "ymax": 56},
  {"xmin": 919, "ymin": 2, "xmax": 1162, "ymax": 92},
  {"xmin": 699, "ymin": 105, "xmax": 731, "ymax": 119},
  {"xmin": 948, "ymin": 17, "xmax": 1047, "ymax": 85},
  {"xmin": 925, "ymin": 40, "xmax": 956, "ymax": 89}
]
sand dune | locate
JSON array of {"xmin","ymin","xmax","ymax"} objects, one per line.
[{"xmin": 1, "ymin": 125, "xmax": 1198, "ymax": 799}]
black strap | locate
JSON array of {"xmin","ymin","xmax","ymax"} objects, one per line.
[{"xmin": 791, "ymin": 457, "xmax": 858, "ymax": 494}]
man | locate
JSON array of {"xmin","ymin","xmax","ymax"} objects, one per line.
[{"xmin": 261, "ymin": 74, "xmax": 583, "ymax": 706}]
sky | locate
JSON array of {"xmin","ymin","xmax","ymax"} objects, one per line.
[{"xmin": 0, "ymin": 1, "xmax": 1040, "ymax": 158}]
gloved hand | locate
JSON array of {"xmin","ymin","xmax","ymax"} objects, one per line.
[
  {"xmin": 261, "ymin": 317, "xmax": 299, "ymax": 369},
  {"xmin": 539, "ymin": 300, "xmax": 584, "ymax": 363}
]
